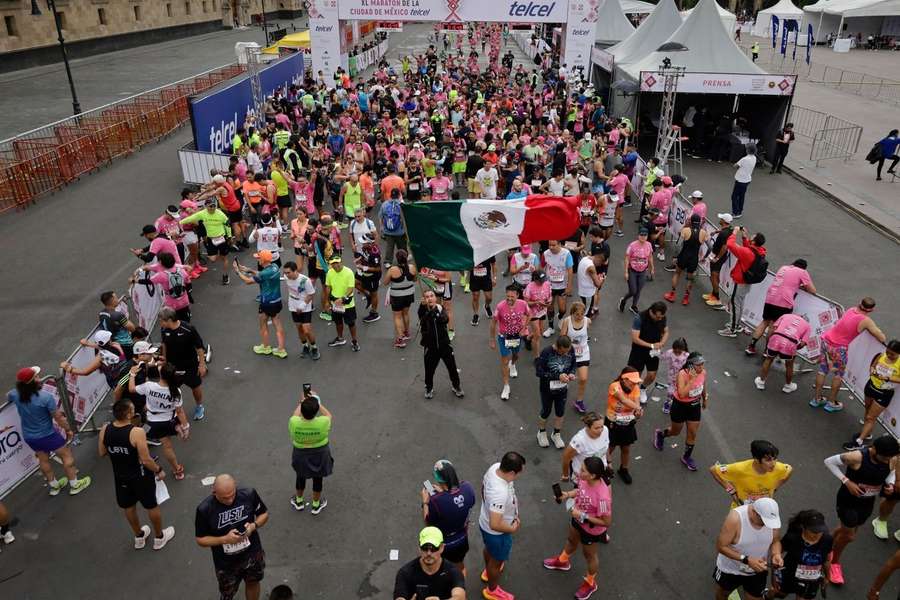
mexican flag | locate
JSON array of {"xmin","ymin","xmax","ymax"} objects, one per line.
[{"xmin": 402, "ymin": 196, "xmax": 581, "ymax": 270}]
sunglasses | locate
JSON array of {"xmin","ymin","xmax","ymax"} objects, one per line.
[{"xmin": 419, "ymin": 544, "xmax": 440, "ymax": 553}]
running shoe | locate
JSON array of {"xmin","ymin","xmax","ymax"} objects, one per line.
[
  {"xmin": 663, "ymin": 291, "xmax": 676, "ymax": 303},
  {"xmin": 193, "ymin": 405, "xmax": 206, "ymax": 420},
  {"xmin": 48, "ymin": 477, "xmax": 69, "ymax": 496},
  {"xmin": 617, "ymin": 467, "xmax": 633, "ymax": 485},
  {"xmin": 537, "ymin": 430, "xmax": 550, "ymax": 448},
  {"xmin": 69, "ymin": 476, "xmax": 92, "ymax": 495},
  {"xmin": 542, "ymin": 556, "xmax": 572, "ymax": 571},
  {"xmin": 205, "ymin": 343, "xmax": 213, "ymax": 364},
  {"xmin": 653, "ymin": 428, "xmax": 664, "ymax": 451},
  {"xmin": 471, "ymin": 314, "xmax": 480, "ymax": 326},
  {"xmin": 448, "ymin": 329, "xmax": 456, "ymax": 341},
  {"xmin": 639, "ymin": 388, "xmax": 647, "ymax": 405},
  {"xmin": 629, "ymin": 306, "xmax": 639, "ymax": 316},
  {"xmin": 153, "ymin": 526, "xmax": 175, "ymax": 550},
  {"xmin": 574, "ymin": 579, "xmax": 598, "ymax": 600},
  {"xmin": 872, "ymin": 518, "xmax": 889, "ymax": 539},
  {"xmin": 744, "ymin": 345, "xmax": 758, "ymax": 356},
  {"xmin": 272, "ymin": 349, "xmax": 288, "ymax": 359},
  {"xmin": 134, "ymin": 525, "xmax": 151, "ymax": 550},
  {"xmin": 394, "ymin": 338, "xmax": 407, "ymax": 348},
  {"xmin": 2, "ymin": 530, "xmax": 15, "ymax": 545},
  {"xmin": 717, "ymin": 328, "xmax": 738, "ymax": 338},
  {"xmin": 402, "ymin": 331, "xmax": 411, "ymax": 340},
  {"xmin": 702, "ymin": 293, "xmax": 713, "ymax": 300},
  {"xmin": 614, "ymin": 230, "xmax": 625, "ymax": 237},
  {"xmin": 681, "ymin": 455, "xmax": 698, "ymax": 471},
  {"xmin": 319, "ymin": 311, "xmax": 333, "ymax": 321},
  {"xmin": 573, "ymin": 399, "xmax": 587, "ymax": 414},
  {"xmin": 705, "ymin": 298, "xmax": 723, "ymax": 307},
  {"xmin": 809, "ymin": 398, "xmax": 826, "ymax": 408},
  {"xmin": 311, "ymin": 499, "xmax": 328, "ymax": 515},
  {"xmin": 824, "ymin": 402, "xmax": 844, "ymax": 413},
  {"xmin": 362, "ymin": 312, "xmax": 381, "ymax": 323},
  {"xmin": 222, "ymin": 274, "xmax": 230, "ymax": 285},
  {"xmin": 781, "ymin": 382, "xmax": 798, "ymax": 394},
  {"xmin": 482, "ymin": 585, "xmax": 515, "ymax": 600},
  {"xmin": 551, "ymin": 432, "xmax": 565, "ymax": 449},
  {"xmin": 681, "ymin": 293, "xmax": 690, "ymax": 306},
  {"xmin": 664, "ymin": 265, "xmax": 676, "ymax": 273},
  {"xmin": 542, "ymin": 327, "xmax": 554, "ymax": 338},
  {"xmin": 425, "ymin": 388, "xmax": 434, "ymax": 399},
  {"xmin": 754, "ymin": 377, "xmax": 766, "ymax": 390},
  {"xmin": 501, "ymin": 384, "xmax": 510, "ymax": 401},
  {"xmin": 894, "ymin": 529, "xmax": 900, "ymax": 543},
  {"xmin": 290, "ymin": 496, "xmax": 306, "ymax": 511},
  {"xmin": 509, "ymin": 364, "xmax": 518, "ymax": 378},
  {"xmin": 828, "ymin": 562, "xmax": 844, "ymax": 585},
  {"xmin": 311, "ymin": 346, "xmax": 321, "ymax": 360},
  {"xmin": 662, "ymin": 399, "xmax": 671, "ymax": 414},
  {"xmin": 452, "ymin": 387, "xmax": 465, "ymax": 398},
  {"xmin": 301, "ymin": 345, "xmax": 311, "ymax": 359},
  {"xmin": 656, "ymin": 252, "xmax": 665, "ymax": 261},
  {"xmin": 253, "ymin": 344, "xmax": 273, "ymax": 355},
  {"xmin": 328, "ymin": 337, "xmax": 347, "ymax": 347},
  {"xmin": 197, "ymin": 265, "xmax": 209, "ymax": 273},
  {"xmin": 351, "ymin": 340, "xmax": 360, "ymax": 352},
  {"xmin": 618, "ymin": 297, "xmax": 627, "ymax": 312}
]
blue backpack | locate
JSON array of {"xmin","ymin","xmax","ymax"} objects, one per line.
[{"xmin": 382, "ymin": 200, "xmax": 403, "ymax": 235}]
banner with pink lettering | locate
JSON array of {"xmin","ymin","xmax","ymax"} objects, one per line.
[{"xmin": 640, "ymin": 71, "xmax": 796, "ymax": 96}]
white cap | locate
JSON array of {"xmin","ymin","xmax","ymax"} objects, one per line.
[
  {"xmin": 751, "ymin": 497, "xmax": 781, "ymax": 529},
  {"xmin": 93, "ymin": 330, "xmax": 113, "ymax": 345},
  {"xmin": 717, "ymin": 213, "xmax": 734, "ymax": 224},
  {"xmin": 132, "ymin": 341, "xmax": 159, "ymax": 355},
  {"xmin": 690, "ymin": 190, "xmax": 703, "ymax": 199},
  {"xmin": 212, "ymin": 174, "xmax": 226, "ymax": 184}
]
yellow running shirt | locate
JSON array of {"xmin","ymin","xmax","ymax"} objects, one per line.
[{"xmin": 717, "ymin": 459, "xmax": 792, "ymax": 508}]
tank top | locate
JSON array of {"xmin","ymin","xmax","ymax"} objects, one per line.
[
  {"xmin": 511, "ymin": 253, "xmax": 536, "ymax": 286},
  {"xmin": 389, "ymin": 265, "xmax": 416, "ymax": 297},
  {"xmin": 103, "ymin": 423, "xmax": 146, "ymax": 481},
  {"xmin": 344, "ymin": 182, "xmax": 362, "ymax": 211},
  {"xmin": 716, "ymin": 505, "xmax": 775, "ymax": 575},
  {"xmin": 576, "ymin": 256, "xmax": 597, "ymax": 298},
  {"xmin": 674, "ymin": 370, "xmax": 706, "ymax": 403},
  {"xmin": 272, "ymin": 170, "xmax": 289, "ymax": 197},
  {"xmin": 845, "ymin": 448, "xmax": 891, "ymax": 498},
  {"xmin": 823, "ymin": 307, "xmax": 867, "ymax": 347},
  {"xmin": 564, "ymin": 316, "xmax": 590, "ymax": 362},
  {"xmin": 599, "ymin": 195, "xmax": 617, "ymax": 226},
  {"xmin": 871, "ymin": 353, "xmax": 900, "ymax": 390},
  {"xmin": 678, "ymin": 226, "xmax": 702, "ymax": 262},
  {"xmin": 544, "ymin": 250, "xmax": 570, "ymax": 290}
]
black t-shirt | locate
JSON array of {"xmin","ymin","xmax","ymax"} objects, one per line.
[
  {"xmin": 470, "ymin": 257, "xmax": 495, "ymax": 279},
  {"xmin": 195, "ymin": 487, "xmax": 268, "ymax": 569},
  {"xmin": 632, "ymin": 313, "xmax": 667, "ymax": 347},
  {"xmin": 781, "ymin": 530, "xmax": 832, "ymax": 583},
  {"xmin": 590, "ymin": 240, "xmax": 611, "ymax": 272},
  {"xmin": 393, "ymin": 558, "xmax": 465, "ymax": 600},
  {"xmin": 161, "ymin": 323, "xmax": 204, "ymax": 370},
  {"xmin": 465, "ymin": 154, "xmax": 484, "ymax": 179},
  {"xmin": 711, "ymin": 226, "xmax": 734, "ymax": 256}
]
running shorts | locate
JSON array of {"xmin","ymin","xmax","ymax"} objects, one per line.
[
  {"xmin": 713, "ymin": 567, "xmax": 767, "ymax": 597},
  {"xmin": 291, "ymin": 310, "xmax": 313, "ymax": 324},
  {"xmin": 818, "ymin": 340, "xmax": 849, "ymax": 378},
  {"xmin": 866, "ymin": 380, "xmax": 895, "ymax": 408},
  {"xmin": 670, "ymin": 400, "xmax": 702, "ymax": 423},
  {"xmin": 762, "ymin": 303, "xmax": 792, "ymax": 322},
  {"xmin": 114, "ymin": 473, "xmax": 158, "ymax": 510}
]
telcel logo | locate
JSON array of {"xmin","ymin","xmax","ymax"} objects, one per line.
[
  {"xmin": 208, "ymin": 112, "xmax": 239, "ymax": 155},
  {"xmin": 509, "ymin": 1, "xmax": 556, "ymax": 17}
]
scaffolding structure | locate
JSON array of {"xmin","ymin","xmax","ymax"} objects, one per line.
[{"xmin": 654, "ymin": 63, "xmax": 686, "ymax": 174}]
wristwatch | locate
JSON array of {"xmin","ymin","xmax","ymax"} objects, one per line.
[{"xmin": 740, "ymin": 555, "xmax": 749, "ymax": 565}]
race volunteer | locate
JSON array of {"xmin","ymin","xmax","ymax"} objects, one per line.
[
  {"xmin": 195, "ymin": 475, "xmax": 269, "ymax": 600},
  {"xmin": 421, "ymin": 460, "xmax": 476, "ymax": 575},
  {"xmin": 159, "ymin": 307, "xmax": 208, "ymax": 421},
  {"xmin": 710, "ymin": 440, "xmax": 793, "ymax": 507},
  {"xmin": 393, "ymin": 527, "xmax": 465, "ymax": 600}
]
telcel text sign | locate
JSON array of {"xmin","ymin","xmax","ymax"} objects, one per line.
[{"xmin": 338, "ymin": 0, "xmax": 568, "ymax": 23}]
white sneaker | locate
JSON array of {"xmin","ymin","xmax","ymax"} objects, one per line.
[
  {"xmin": 782, "ymin": 382, "xmax": 798, "ymax": 394},
  {"xmin": 656, "ymin": 252, "xmax": 665, "ymax": 261},
  {"xmin": 551, "ymin": 431, "xmax": 565, "ymax": 449},
  {"xmin": 639, "ymin": 389, "xmax": 647, "ymax": 405},
  {"xmin": 537, "ymin": 430, "xmax": 550, "ymax": 447},
  {"xmin": 153, "ymin": 526, "xmax": 175, "ymax": 550},
  {"xmin": 542, "ymin": 327, "xmax": 554, "ymax": 338},
  {"xmin": 500, "ymin": 384, "xmax": 510, "ymax": 400},
  {"xmin": 3, "ymin": 530, "xmax": 15, "ymax": 545},
  {"xmin": 754, "ymin": 377, "xmax": 766, "ymax": 390},
  {"xmin": 134, "ymin": 525, "xmax": 151, "ymax": 550},
  {"xmin": 509, "ymin": 364, "xmax": 518, "ymax": 379}
]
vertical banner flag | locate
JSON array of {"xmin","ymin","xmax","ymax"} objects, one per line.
[
  {"xmin": 807, "ymin": 23, "xmax": 813, "ymax": 64},
  {"xmin": 309, "ymin": 0, "xmax": 341, "ymax": 88},
  {"xmin": 563, "ymin": 0, "xmax": 600, "ymax": 83},
  {"xmin": 772, "ymin": 15, "xmax": 780, "ymax": 49},
  {"xmin": 780, "ymin": 20, "xmax": 790, "ymax": 55}
]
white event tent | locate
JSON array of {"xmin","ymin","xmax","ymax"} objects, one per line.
[
  {"xmin": 681, "ymin": 1, "xmax": 739, "ymax": 34},
  {"xmin": 803, "ymin": 0, "xmax": 900, "ymax": 43},
  {"xmin": 594, "ymin": 0, "xmax": 637, "ymax": 46},
  {"xmin": 753, "ymin": 0, "xmax": 804, "ymax": 37},
  {"xmin": 621, "ymin": 0, "xmax": 657, "ymax": 14}
]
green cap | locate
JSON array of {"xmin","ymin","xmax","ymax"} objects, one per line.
[{"xmin": 419, "ymin": 526, "xmax": 443, "ymax": 548}]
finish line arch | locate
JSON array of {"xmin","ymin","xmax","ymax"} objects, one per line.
[{"xmin": 306, "ymin": 0, "xmax": 599, "ymax": 85}]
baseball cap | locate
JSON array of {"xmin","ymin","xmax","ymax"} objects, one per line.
[
  {"xmin": 166, "ymin": 205, "xmax": 180, "ymax": 217},
  {"xmin": 717, "ymin": 213, "xmax": 734, "ymax": 224},
  {"xmin": 16, "ymin": 366, "xmax": 40, "ymax": 383},
  {"xmin": 690, "ymin": 190, "xmax": 703, "ymax": 199},
  {"xmin": 752, "ymin": 497, "xmax": 781, "ymax": 529},
  {"xmin": 254, "ymin": 249, "xmax": 274, "ymax": 262},
  {"xmin": 328, "ymin": 255, "xmax": 342, "ymax": 264},
  {"xmin": 661, "ymin": 176, "xmax": 673, "ymax": 186},
  {"xmin": 419, "ymin": 526, "xmax": 444, "ymax": 548},
  {"xmin": 638, "ymin": 227, "xmax": 649, "ymax": 235},
  {"xmin": 93, "ymin": 330, "xmax": 113, "ymax": 345},
  {"xmin": 212, "ymin": 174, "xmax": 226, "ymax": 184},
  {"xmin": 622, "ymin": 371, "xmax": 642, "ymax": 384},
  {"xmin": 804, "ymin": 512, "xmax": 828, "ymax": 534},
  {"xmin": 488, "ymin": 144, "xmax": 496, "ymax": 151},
  {"xmin": 433, "ymin": 459, "xmax": 453, "ymax": 483},
  {"xmin": 141, "ymin": 225, "xmax": 157, "ymax": 236},
  {"xmin": 204, "ymin": 197, "xmax": 218, "ymax": 207},
  {"xmin": 133, "ymin": 341, "xmax": 159, "ymax": 355}
]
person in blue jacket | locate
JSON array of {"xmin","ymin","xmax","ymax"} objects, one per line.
[{"xmin": 875, "ymin": 129, "xmax": 899, "ymax": 180}]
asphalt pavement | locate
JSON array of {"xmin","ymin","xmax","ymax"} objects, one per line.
[{"xmin": 1, "ymin": 23, "xmax": 900, "ymax": 600}]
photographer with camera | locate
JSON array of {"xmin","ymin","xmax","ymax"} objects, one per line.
[{"xmin": 288, "ymin": 386, "xmax": 333, "ymax": 515}]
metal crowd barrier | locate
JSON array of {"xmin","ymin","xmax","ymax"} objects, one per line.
[{"xmin": 0, "ymin": 62, "xmax": 247, "ymax": 214}]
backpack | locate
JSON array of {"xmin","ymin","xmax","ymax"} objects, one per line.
[
  {"xmin": 743, "ymin": 249, "xmax": 769, "ymax": 284},
  {"xmin": 167, "ymin": 269, "xmax": 186, "ymax": 298},
  {"xmin": 381, "ymin": 200, "xmax": 402, "ymax": 234},
  {"xmin": 865, "ymin": 142, "xmax": 883, "ymax": 164}
]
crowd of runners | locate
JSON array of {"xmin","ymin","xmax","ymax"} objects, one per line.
[{"xmin": 4, "ymin": 21, "xmax": 900, "ymax": 600}]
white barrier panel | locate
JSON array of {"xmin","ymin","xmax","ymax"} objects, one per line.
[
  {"xmin": 843, "ymin": 333, "xmax": 900, "ymax": 437},
  {"xmin": 0, "ymin": 379, "xmax": 63, "ymax": 499},
  {"xmin": 130, "ymin": 272, "xmax": 165, "ymax": 332},
  {"xmin": 179, "ymin": 143, "xmax": 230, "ymax": 185},
  {"xmin": 63, "ymin": 346, "xmax": 110, "ymax": 428}
]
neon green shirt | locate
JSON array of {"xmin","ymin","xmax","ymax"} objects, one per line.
[
  {"xmin": 289, "ymin": 414, "xmax": 331, "ymax": 448},
  {"xmin": 272, "ymin": 170, "xmax": 290, "ymax": 197},
  {"xmin": 325, "ymin": 267, "xmax": 356, "ymax": 308},
  {"xmin": 180, "ymin": 209, "xmax": 230, "ymax": 239}
]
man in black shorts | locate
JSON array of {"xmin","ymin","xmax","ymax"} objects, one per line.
[
  {"xmin": 704, "ymin": 213, "xmax": 735, "ymax": 310},
  {"xmin": 354, "ymin": 235, "xmax": 382, "ymax": 324},
  {"xmin": 159, "ymin": 307, "xmax": 208, "ymax": 421},
  {"xmin": 195, "ymin": 475, "xmax": 269, "ymax": 600},
  {"xmin": 393, "ymin": 527, "xmax": 465, "ymax": 600},
  {"xmin": 664, "ymin": 214, "xmax": 709, "ymax": 306},
  {"xmin": 627, "ymin": 302, "xmax": 669, "ymax": 405},
  {"xmin": 99, "ymin": 398, "xmax": 175, "ymax": 551},
  {"xmin": 469, "ymin": 256, "xmax": 496, "ymax": 326}
]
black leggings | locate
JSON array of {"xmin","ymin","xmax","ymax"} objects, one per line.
[{"xmin": 296, "ymin": 476, "xmax": 323, "ymax": 493}]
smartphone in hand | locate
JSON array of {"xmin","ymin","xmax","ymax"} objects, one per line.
[
  {"xmin": 552, "ymin": 483, "xmax": 563, "ymax": 504},
  {"xmin": 303, "ymin": 383, "xmax": 312, "ymax": 397}
]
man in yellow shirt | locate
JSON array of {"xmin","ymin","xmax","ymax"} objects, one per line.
[
  {"xmin": 324, "ymin": 256, "xmax": 359, "ymax": 352},
  {"xmin": 709, "ymin": 440, "xmax": 793, "ymax": 507}
]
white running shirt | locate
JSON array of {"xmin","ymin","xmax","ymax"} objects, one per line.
[{"xmin": 479, "ymin": 463, "xmax": 518, "ymax": 535}]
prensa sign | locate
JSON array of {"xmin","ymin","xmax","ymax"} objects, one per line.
[{"xmin": 639, "ymin": 71, "xmax": 797, "ymax": 96}]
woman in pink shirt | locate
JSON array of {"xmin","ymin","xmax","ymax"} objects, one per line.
[
  {"xmin": 747, "ymin": 259, "xmax": 815, "ymax": 356},
  {"xmin": 542, "ymin": 456, "xmax": 611, "ymax": 600},
  {"xmin": 755, "ymin": 313, "xmax": 811, "ymax": 394},
  {"xmin": 619, "ymin": 228, "xmax": 654, "ymax": 314},
  {"xmin": 426, "ymin": 168, "xmax": 452, "ymax": 201},
  {"xmin": 524, "ymin": 270, "xmax": 552, "ymax": 358}
]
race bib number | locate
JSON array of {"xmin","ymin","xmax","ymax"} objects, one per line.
[
  {"xmin": 211, "ymin": 236, "xmax": 226, "ymax": 246},
  {"xmin": 614, "ymin": 414, "xmax": 635, "ymax": 425},
  {"xmin": 504, "ymin": 336, "xmax": 520, "ymax": 349},
  {"xmin": 574, "ymin": 343, "xmax": 586, "ymax": 357},
  {"xmin": 473, "ymin": 266, "xmax": 488, "ymax": 277},
  {"xmin": 549, "ymin": 379, "xmax": 567, "ymax": 390},
  {"xmin": 409, "ymin": 183, "xmax": 420, "ymax": 191},
  {"xmin": 795, "ymin": 565, "xmax": 821, "ymax": 581},
  {"xmin": 223, "ymin": 537, "xmax": 250, "ymax": 555},
  {"xmin": 332, "ymin": 302, "xmax": 346, "ymax": 314},
  {"xmin": 860, "ymin": 483, "xmax": 882, "ymax": 497},
  {"xmin": 564, "ymin": 241, "xmax": 578, "ymax": 250},
  {"xmin": 689, "ymin": 384, "xmax": 704, "ymax": 397},
  {"xmin": 548, "ymin": 268, "xmax": 565, "ymax": 283},
  {"xmin": 875, "ymin": 363, "xmax": 895, "ymax": 388},
  {"xmin": 531, "ymin": 180, "xmax": 542, "ymax": 188},
  {"xmin": 580, "ymin": 208, "xmax": 593, "ymax": 216}
]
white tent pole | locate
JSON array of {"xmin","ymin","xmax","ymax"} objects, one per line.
[
  {"xmin": 816, "ymin": 11, "xmax": 824, "ymax": 44},
  {"xmin": 837, "ymin": 15, "xmax": 844, "ymax": 41}
]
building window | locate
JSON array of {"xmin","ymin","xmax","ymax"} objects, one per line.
[
  {"xmin": 185, "ymin": 1, "xmax": 192, "ymax": 15},
  {"xmin": 98, "ymin": 8, "xmax": 107, "ymax": 25},
  {"xmin": 166, "ymin": 3, "xmax": 173, "ymax": 17},
  {"xmin": 4, "ymin": 15, "xmax": 17, "ymax": 37},
  {"xmin": 203, "ymin": 1, "xmax": 208, "ymax": 12},
  {"xmin": 55, "ymin": 11, "xmax": 67, "ymax": 30},
  {"xmin": 134, "ymin": 5, "xmax": 141, "ymax": 20}
]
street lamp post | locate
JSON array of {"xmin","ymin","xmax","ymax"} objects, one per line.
[{"xmin": 31, "ymin": 0, "xmax": 81, "ymax": 115}]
